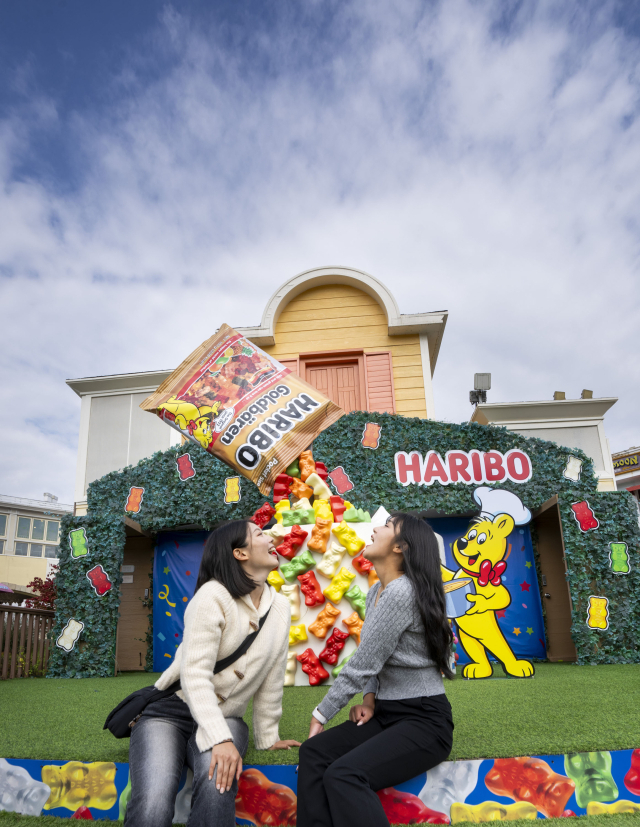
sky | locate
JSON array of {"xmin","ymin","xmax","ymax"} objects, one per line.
[{"xmin": 1, "ymin": 0, "xmax": 639, "ymax": 504}]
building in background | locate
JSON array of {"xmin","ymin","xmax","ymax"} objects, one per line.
[
  {"xmin": 0, "ymin": 493, "xmax": 72, "ymax": 593},
  {"xmin": 612, "ymin": 446, "xmax": 640, "ymax": 508}
]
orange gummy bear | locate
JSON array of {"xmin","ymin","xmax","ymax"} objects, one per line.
[
  {"xmin": 307, "ymin": 517, "xmax": 333, "ymax": 553},
  {"xmin": 125, "ymin": 487, "xmax": 144, "ymax": 513},
  {"xmin": 361, "ymin": 423, "xmax": 382, "ymax": 449},
  {"xmin": 342, "ymin": 611, "xmax": 364, "ymax": 645},
  {"xmin": 289, "ymin": 477, "xmax": 314, "ymax": 500},
  {"xmin": 235, "ymin": 768, "xmax": 297, "ymax": 827},
  {"xmin": 308, "ymin": 603, "xmax": 341, "ymax": 639},
  {"xmin": 299, "ymin": 450, "xmax": 316, "ymax": 482},
  {"xmin": 485, "ymin": 756, "xmax": 576, "ymax": 819}
]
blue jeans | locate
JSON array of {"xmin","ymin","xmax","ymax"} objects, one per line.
[{"xmin": 124, "ymin": 693, "xmax": 249, "ymax": 827}]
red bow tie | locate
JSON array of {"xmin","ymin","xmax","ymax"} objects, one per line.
[{"xmin": 478, "ymin": 559, "xmax": 507, "ymax": 588}]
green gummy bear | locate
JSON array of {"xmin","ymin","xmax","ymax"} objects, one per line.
[
  {"xmin": 343, "ymin": 507, "xmax": 371, "ymax": 523},
  {"xmin": 281, "ymin": 549, "xmax": 316, "ymax": 583},
  {"xmin": 282, "ymin": 508, "xmax": 315, "ymax": 526},
  {"xmin": 332, "ymin": 651, "xmax": 355, "ymax": 678},
  {"xmin": 564, "ymin": 751, "xmax": 618, "ymax": 809},
  {"xmin": 286, "ymin": 459, "xmax": 301, "ymax": 478},
  {"xmin": 118, "ymin": 772, "xmax": 132, "ymax": 820},
  {"xmin": 609, "ymin": 543, "xmax": 630, "ymax": 574},
  {"xmin": 69, "ymin": 528, "xmax": 89, "ymax": 559},
  {"xmin": 345, "ymin": 585, "xmax": 367, "ymax": 619}
]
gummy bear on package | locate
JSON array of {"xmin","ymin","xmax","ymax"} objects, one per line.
[{"xmin": 235, "ymin": 768, "xmax": 297, "ymax": 827}]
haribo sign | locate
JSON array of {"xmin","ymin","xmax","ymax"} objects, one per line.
[{"xmin": 394, "ymin": 449, "xmax": 533, "ymax": 487}]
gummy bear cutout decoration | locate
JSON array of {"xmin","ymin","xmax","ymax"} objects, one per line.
[
  {"xmin": 288, "ymin": 624, "xmax": 307, "ymax": 647},
  {"xmin": 485, "ymin": 757, "xmax": 575, "ymax": 818},
  {"xmin": 280, "ymin": 584, "xmax": 302, "ymax": 621},
  {"xmin": 274, "ymin": 500, "xmax": 291, "ymax": 523},
  {"xmin": 625, "ymin": 749, "xmax": 640, "ymax": 795},
  {"xmin": 327, "ymin": 466, "xmax": 354, "ymax": 495},
  {"xmin": 305, "ymin": 472, "xmax": 332, "ymax": 500},
  {"xmin": 176, "ymin": 453, "xmax": 196, "ymax": 481},
  {"xmin": 308, "ymin": 603, "xmax": 341, "ymax": 638},
  {"xmin": 312, "ymin": 499, "xmax": 333, "ymax": 521},
  {"xmin": 298, "ymin": 450, "xmax": 316, "ymax": 482},
  {"xmin": 609, "ymin": 542, "xmax": 630, "ymax": 574},
  {"xmin": 276, "ymin": 525, "xmax": 308, "ymax": 560},
  {"xmin": 352, "ymin": 552, "xmax": 374, "ymax": 575},
  {"xmin": 332, "ymin": 650, "xmax": 355, "ymax": 678},
  {"xmin": 451, "ymin": 799, "xmax": 537, "ymax": 822},
  {"xmin": 377, "ymin": 787, "xmax": 449, "ymax": 824},
  {"xmin": 69, "ymin": 528, "xmax": 89, "ymax": 560},
  {"xmin": 319, "ymin": 627, "xmax": 349, "ymax": 665},
  {"xmin": 42, "ymin": 761, "xmax": 117, "ymax": 812},
  {"xmin": 290, "ymin": 477, "xmax": 314, "ymax": 501},
  {"xmin": 316, "ymin": 543, "xmax": 346, "ymax": 579},
  {"xmin": 297, "ymin": 647, "xmax": 330, "ymax": 685},
  {"xmin": 564, "ymin": 751, "xmax": 618, "ymax": 809},
  {"xmin": 586, "ymin": 595, "xmax": 609, "ymax": 630},
  {"xmin": 330, "ymin": 496, "xmax": 346, "ymax": 522},
  {"xmin": 587, "ymin": 800, "xmax": 640, "ymax": 815},
  {"xmin": 323, "ymin": 567, "xmax": 356, "ymax": 603},
  {"xmin": 332, "ymin": 521, "xmax": 365, "ymax": 556},
  {"xmin": 236, "ymin": 768, "xmax": 297, "ymax": 827},
  {"xmin": 125, "ymin": 487, "xmax": 144, "ymax": 514},
  {"xmin": 571, "ymin": 501, "xmax": 599, "ymax": 532},
  {"xmin": 224, "ymin": 476, "xmax": 241, "ymax": 503},
  {"xmin": 307, "ymin": 517, "xmax": 333, "ymax": 553},
  {"xmin": 362, "ymin": 422, "xmax": 382, "ymax": 449},
  {"xmin": 267, "ymin": 570, "xmax": 285, "ymax": 591},
  {"xmin": 252, "ymin": 502, "xmax": 276, "ymax": 529},
  {"xmin": 297, "ymin": 570, "xmax": 325, "ymax": 607},
  {"xmin": 345, "ymin": 585, "xmax": 367, "ymax": 619},
  {"xmin": 273, "ymin": 474, "xmax": 293, "ymax": 503},
  {"xmin": 85, "ymin": 565, "xmax": 112, "ymax": 597},
  {"xmin": 563, "ymin": 455, "xmax": 583, "ymax": 481},
  {"xmin": 342, "ymin": 611, "xmax": 364, "ymax": 645},
  {"xmin": 56, "ymin": 618, "xmax": 85, "ymax": 652},
  {"xmin": 0, "ymin": 757, "xmax": 51, "ymax": 816},
  {"xmin": 284, "ymin": 651, "xmax": 298, "ymax": 686},
  {"xmin": 281, "ymin": 549, "xmax": 316, "ymax": 583}
]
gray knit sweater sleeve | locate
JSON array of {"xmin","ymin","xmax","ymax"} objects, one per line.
[{"xmin": 317, "ymin": 579, "xmax": 412, "ymax": 721}]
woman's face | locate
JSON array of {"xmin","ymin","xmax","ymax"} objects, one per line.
[
  {"xmin": 239, "ymin": 522, "xmax": 279, "ymax": 574},
  {"xmin": 363, "ymin": 517, "xmax": 401, "ymax": 563}
]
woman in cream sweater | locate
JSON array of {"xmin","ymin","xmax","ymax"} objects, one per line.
[{"xmin": 123, "ymin": 520, "xmax": 298, "ymax": 827}]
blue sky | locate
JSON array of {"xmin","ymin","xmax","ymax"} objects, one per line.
[{"xmin": 1, "ymin": 0, "xmax": 639, "ymax": 502}]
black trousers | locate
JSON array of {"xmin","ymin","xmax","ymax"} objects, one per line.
[{"xmin": 297, "ymin": 695, "xmax": 454, "ymax": 827}]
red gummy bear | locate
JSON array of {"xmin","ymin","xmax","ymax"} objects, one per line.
[
  {"xmin": 625, "ymin": 749, "xmax": 640, "ymax": 795},
  {"xmin": 235, "ymin": 768, "xmax": 297, "ymax": 827},
  {"xmin": 570, "ymin": 501, "xmax": 599, "ymax": 532},
  {"xmin": 176, "ymin": 454, "xmax": 196, "ymax": 481},
  {"xmin": 327, "ymin": 466, "xmax": 354, "ymax": 496},
  {"xmin": 330, "ymin": 495, "xmax": 346, "ymax": 522},
  {"xmin": 376, "ymin": 788, "xmax": 449, "ymax": 824},
  {"xmin": 297, "ymin": 648, "xmax": 330, "ymax": 685},
  {"xmin": 297, "ymin": 571, "xmax": 325, "ymax": 607},
  {"xmin": 71, "ymin": 806, "xmax": 94, "ymax": 820},
  {"xmin": 86, "ymin": 564, "xmax": 112, "ymax": 597},
  {"xmin": 252, "ymin": 502, "xmax": 276, "ymax": 529},
  {"xmin": 315, "ymin": 462, "xmax": 329, "ymax": 482},
  {"xmin": 273, "ymin": 474, "xmax": 293, "ymax": 504},
  {"xmin": 276, "ymin": 525, "xmax": 308, "ymax": 560},
  {"xmin": 485, "ymin": 756, "xmax": 575, "ymax": 819},
  {"xmin": 352, "ymin": 552, "xmax": 374, "ymax": 575},
  {"xmin": 319, "ymin": 627, "xmax": 350, "ymax": 665}
]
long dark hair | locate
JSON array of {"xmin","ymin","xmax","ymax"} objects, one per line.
[
  {"xmin": 390, "ymin": 512, "xmax": 454, "ymax": 679},
  {"xmin": 195, "ymin": 520, "xmax": 257, "ymax": 598}
]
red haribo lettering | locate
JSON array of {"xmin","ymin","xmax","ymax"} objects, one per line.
[
  {"xmin": 625, "ymin": 749, "xmax": 640, "ymax": 795},
  {"xmin": 485, "ymin": 756, "xmax": 575, "ymax": 819},
  {"xmin": 483, "ymin": 451, "xmax": 506, "ymax": 482},
  {"xmin": 505, "ymin": 449, "xmax": 532, "ymax": 482},
  {"xmin": 319, "ymin": 627, "xmax": 349, "ymax": 665},
  {"xmin": 276, "ymin": 525, "xmax": 308, "ymax": 560},
  {"xmin": 446, "ymin": 451, "xmax": 471, "ymax": 483},
  {"xmin": 251, "ymin": 502, "xmax": 276, "ymax": 528},
  {"xmin": 395, "ymin": 452, "xmax": 423, "ymax": 485},
  {"xmin": 423, "ymin": 452, "xmax": 449, "ymax": 485},
  {"xmin": 297, "ymin": 571, "xmax": 325, "ymax": 607},
  {"xmin": 327, "ymin": 466, "xmax": 354, "ymax": 495},
  {"xmin": 235, "ymin": 768, "xmax": 297, "ymax": 827},
  {"xmin": 296, "ymin": 648, "xmax": 330, "ymax": 685},
  {"xmin": 571, "ymin": 501, "xmax": 599, "ymax": 532},
  {"xmin": 86, "ymin": 564, "xmax": 112, "ymax": 597},
  {"xmin": 176, "ymin": 454, "xmax": 196, "ymax": 481},
  {"xmin": 470, "ymin": 450, "xmax": 484, "ymax": 482},
  {"xmin": 376, "ymin": 788, "xmax": 449, "ymax": 824}
]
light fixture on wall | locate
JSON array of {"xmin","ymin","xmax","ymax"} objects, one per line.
[{"xmin": 470, "ymin": 373, "xmax": 491, "ymax": 406}]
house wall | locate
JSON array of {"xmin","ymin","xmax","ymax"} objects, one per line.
[{"xmin": 260, "ymin": 284, "xmax": 429, "ymax": 418}]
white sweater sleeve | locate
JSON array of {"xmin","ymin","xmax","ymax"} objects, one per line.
[
  {"xmin": 251, "ymin": 599, "xmax": 290, "ymax": 749},
  {"xmin": 179, "ymin": 582, "xmax": 233, "ymax": 750}
]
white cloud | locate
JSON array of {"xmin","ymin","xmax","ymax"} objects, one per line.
[{"xmin": 1, "ymin": 0, "xmax": 639, "ymax": 502}]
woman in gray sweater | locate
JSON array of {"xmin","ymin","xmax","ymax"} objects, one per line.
[{"xmin": 297, "ymin": 512, "xmax": 454, "ymax": 827}]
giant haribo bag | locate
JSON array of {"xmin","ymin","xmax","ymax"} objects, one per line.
[{"xmin": 141, "ymin": 324, "xmax": 344, "ymax": 495}]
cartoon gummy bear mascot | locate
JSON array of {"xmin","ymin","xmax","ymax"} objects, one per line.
[{"xmin": 441, "ymin": 486, "xmax": 534, "ymax": 679}]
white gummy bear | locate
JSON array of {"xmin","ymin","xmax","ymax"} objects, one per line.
[
  {"xmin": 0, "ymin": 758, "xmax": 51, "ymax": 816},
  {"xmin": 172, "ymin": 768, "xmax": 193, "ymax": 824},
  {"xmin": 56, "ymin": 618, "xmax": 84, "ymax": 652},
  {"xmin": 563, "ymin": 456, "xmax": 583, "ymax": 482},
  {"xmin": 419, "ymin": 759, "xmax": 483, "ymax": 818}
]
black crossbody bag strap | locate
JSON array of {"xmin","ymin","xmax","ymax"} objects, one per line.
[{"xmin": 214, "ymin": 605, "xmax": 271, "ymax": 674}]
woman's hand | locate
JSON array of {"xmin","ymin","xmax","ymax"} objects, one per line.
[
  {"xmin": 269, "ymin": 739, "xmax": 302, "ymax": 750},
  {"xmin": 209, "ymin": 740, "xmax": 242, "ymax": 792},
  {"xmin": 349, "ymin": 702, "xmax": 375, "ymax": 726},
  {"xmin": 308, "ymin": 717, "xmax": 325, "ymax": 739}
]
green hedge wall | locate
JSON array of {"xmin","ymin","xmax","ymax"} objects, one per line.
[{"xmin": 48, "ymin": 412, "xmax": 640, "ymax": 677}]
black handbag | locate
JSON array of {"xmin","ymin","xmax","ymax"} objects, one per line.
[{"xmin": 104, "ymin": 606, "xmax": 271, "ymax": 738}]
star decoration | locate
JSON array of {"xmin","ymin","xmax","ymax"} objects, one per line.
[
  {"xmin": 526, "ymin": 627, "xmax": 534, "ymax": 635},
  {"xmin": 520, "ymin": 581, "xmax": 531, "ymax": 592},
  {"xmin": 496, "ymin": 610, "xmax": 507, "ymax": 619},
  {"xmin": 513, "ymin": 627, "xmax": 521, "ymax": 636},
  {"xmin": 163, "ymin": 566, "xmax": 170, "ymax": 575},
  {"xmin": 525, "ymin": 561, "xmax": 532, "ymax": 569}
]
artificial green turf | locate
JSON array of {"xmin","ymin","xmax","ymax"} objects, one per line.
[{"xmin": 1, "ymin": 663, "xmax": 639, "ymax": 765}]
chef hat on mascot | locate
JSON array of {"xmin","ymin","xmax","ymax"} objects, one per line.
[{"xmin": 473, "ymin": 486, "xmax": 531, "ymax": 526}]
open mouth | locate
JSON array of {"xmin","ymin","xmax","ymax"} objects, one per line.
[{"xmin": 467, "ymin": 555, "xmax": 479, "ymax": 566}]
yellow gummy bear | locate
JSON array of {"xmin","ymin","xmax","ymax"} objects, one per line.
[
  {"xmin": 267, "ymin": 570, "xmax": 285, "ymax": 591},
  {"xmin": 587, "ymin": 596, "xmax": 609, "ymax": 629},
  {"xmin": 313, "ymin": 499, "xmax": 333, "ymax": 521},
  {"xmin": 284, "ymin": 651, "xmax": 298, "ymax": 686},
  {"xmin": 451, "ymin": 800, "xmax": 537, "ymax": 823},
  {"xmin": 224, "ymin": 477, "xmax": 241, "ymax": 504},
  {"xmin": 289, "ymin": 624, "xmax": 307, "ymax": 647},
  {"xmin": 332, "ymin": 521, "xmax": 366, "ymax": 557},
  {"xmin": 587, "ymin": 800, "xmax": 640, "ymax": 815},
  {"xmin": 42, "ymin": 761, "xmax": 117, "ymax": 812},
  {"xmin": 274, "ymin": 500, "xmax": 291, "ymax": 524},
  {"xmin": 281, "ymin": 584, "xmax": 302, "ymax": 622},
  {"xmin": 323, "ymin": 567, "xmax": 356, "ymax": 603}
]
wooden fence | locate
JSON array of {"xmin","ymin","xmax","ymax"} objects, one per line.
[{"xmin": 1, "ymin": 605, "xmax": 55, "ymax": 679}]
